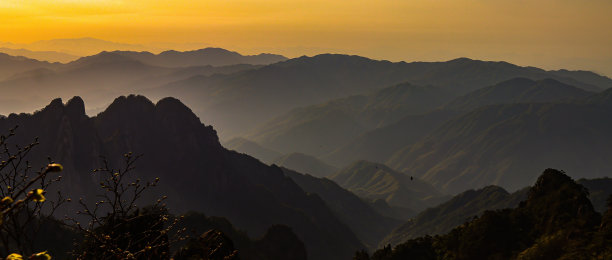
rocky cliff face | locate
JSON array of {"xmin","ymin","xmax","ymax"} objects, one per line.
[{"xmin": 0, "ymin": 95, "xmax": 363, "ymax": 260}]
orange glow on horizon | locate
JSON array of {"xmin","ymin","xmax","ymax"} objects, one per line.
[{"xmin": 1, "ymin": 0, "xmax": 612, "ymax": 75}]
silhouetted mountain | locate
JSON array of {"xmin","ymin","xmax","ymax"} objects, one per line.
[
  {"xmin": 323, "ymin": 110, "xmax": 459, "ymax": 167},
  {"xmin": 0, "ymin": 96, "xmax": 363, "ymax": 260},
  {"xmin": 115, "ymin": 48, "xmax": 287, "ymax": 67},
  {"xmin": 0, "ymin": 37, "xmax": 146, "ymax": 56},
  {"xmin": 2, "ymin": 52, "xmax": 610, "ymax": 138},
  {"xmin": 381, "ymin": 186, "xmax": 529, "ymax": 247},
  {"xmin": 0, "ymin": 52, "xmax": 259, "ymax": 115},
  {"xmin": 329, "ymin": 161, "xmax": 447, "ymax": 212},
  {"xmin": 444, "ymin": 78, "xmax": 594, "ymax": 111},
  {"xmin": 0, "ymin": 47, "xmax": 79, "ymax": 63},
  {"xmin": 412, "ymin": 58, "xmax": 604, "ymax": 93},
  {"xmin": 388, "ymin": 102, "xmax": 612, "ymax": 194},
  {"xmin": 148, "ymin": 55, "xmax": 612, "ymax": 137},
  {"xmin": 0, "ymin": 52, "xmax": 58, "ymax": 80},
  {"xmin": 245, "ymin": 83, "xmax": 454, "ymax": 156},
  {"xmin": 223, "ymin": 137, "xmax": 281, "ymax": 164},
  {"xmin": 273, "ymin": 153, "xmax": 338, "ymax": 178},
  {"xmin": 0, "ymin": 52, "xmax": 172, "ymax": 114},
  {"xmin": 282, "ymin": 168, "xmax": 402, "ymax": 249},
  {"xmin": 368, "ymin": 169, "xmax": 609, "ymax": 259},
  {"xmin": 549, "ymin": 69, "xmax": 612, "ymax": 89}
]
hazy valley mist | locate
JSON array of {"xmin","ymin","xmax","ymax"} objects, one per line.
[{"xmin": 1, "ymin": 0, "xmax": 612, "ymax": 259}]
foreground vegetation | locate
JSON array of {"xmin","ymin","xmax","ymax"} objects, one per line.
[{"xmin": 358, "ymin": 169, "xmax": 612, "ymax": 259}]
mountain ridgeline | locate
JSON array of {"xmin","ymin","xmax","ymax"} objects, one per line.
[
  {"xmin": 365, "ymin": 169, "xmax": 611, "ymax": 259},
  {"xmin": 388, "ymin": 97, "xmax": 612, "ymax": 193},
  {"xmin": 0, "ymin": 48, "xmax": 282, "ymax": 115},
  {"xmin": 0, "ymin": 96, "xmax": 362, "ymax": 260},
  {"xmin": 380, "ymin": 186, "xmax": 529, "ymax": 247},
  {"xmin": 1, "ymin": 48, "xmax": 612, "ymax": 259},
  {"xmin": 2, "ymin": 50, "xmax": 612, "ymax": 139},
  {"xmin": 145, "ymin": 55, "xmax": 612, "ymax": 137}
]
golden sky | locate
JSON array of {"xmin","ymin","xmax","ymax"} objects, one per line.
[{"xmin": 1, "ymin": 0, "xmax": 612, "ymax": 75}]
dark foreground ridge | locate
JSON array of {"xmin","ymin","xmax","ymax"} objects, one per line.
[
  {"xmin": 0, "ymin": 95, "xmax": 362, "ymax": 260},
  {"xmin": 363, "ymin": 169, "xmax": 612, "ymax": 259}
]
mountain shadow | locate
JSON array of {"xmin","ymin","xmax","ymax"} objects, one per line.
[
  {"xmin": 366, "ymin": 169, "xmax": 610, "ymax": 259},
  {"xmin": 0, "ymin": 95, "xmax": 363, "ymax": 260},
  {"xmin": 380, "ymin": 186, "xmax": 529, "ymax": 247}
]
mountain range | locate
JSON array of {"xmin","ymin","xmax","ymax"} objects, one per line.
[
  {"xmin": 145, "ymin": 55, "xmax": 612, "ymax": 138},
  {"xmin": 0, "ymin": 38, "xmax": 147, "ymax": 56},
  {"xmin": 245, "ymin": 83, "xmax": 454, "ymax": 156},
  {"xmin": 0, "ymin": 96, "xmax": 363, "ymax": 260},
  {"xmin": 0, "ymin": 49, "xmax": 277, "ymax": 115},
  {"xmin": 252, "ymin": 77, "xmax": 612, "ymax": 195},
  {"xmin": 259, "ymin": 77, "xmax": 598, "ymax": 168},
  {"xmin": 367, "ymin": 169, "xmax": 611, "ymax": 259},
  {"xmin": 2, "ymin": 49, "xmax": 612, "ymax": 140},
  {"xmin": 388, "ymin": 96, "xmax": 612, "ymax": 193},
  {"xmin": 0, "ymin": 47, "xmax": 78, "ymax": 63},
  {"xmin": 1, "ymin": 44, "xmax": 612, "ymax": 259},
  {"xmin": 443, "ymin": 77, "xmax": 594, "ymax": 111}
]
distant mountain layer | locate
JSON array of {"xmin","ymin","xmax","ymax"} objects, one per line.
[
  {"xmin": 381, "ymin": 185, "xmax": 529, "ymax": 247},
  {"xmin": 0, "ymin": 51, "xmax": 260, "ymax": 115},
  {"xmin": 0, "ymin": 47, "xmax": 79, "ymax": 63},
  {"xmin": 329, "ymin": 161, "xmax": 447, "ymax": 212},
  {"xmin": 0, "ymin": 52, "xmax": 58, "ymax": 80},
  {"xmin": 114, "ymin": 48, "xmax": 287, "ymax": 67},
  {"xmin": 444, "ymin": 77, "xmax": 594, "ymax": 111},
  {"xmin": 323, "ymin": 78, "xmax": 595, "ymax": 167},
  {"xmin": 0, "ymin": 96, "xmax": 363, "ymax": 260},
  {"xmin": 0, "ymin": 37, "xmax": 147, "ymax": 56},
  {"xmin": 323, "ymin": 109, "xmax": 459, "ymax": 167},
  {"xmin": 273, "ymin": 153, "xmax": 338, "ymax": 178},
  {"xmin": 388, "ymin": 99, "xmax": 612, "ymax": 194},
  {"xmin": 1, "ymin": 50, "xmax": 611, "ymax": 139},
  {"xmin": 282, "ymin": 168, "xmax": 402, "ymax": 250},
  {"xmin": 148, "ymin": 55, "xmax": 612, "ymax": 137},
  {"xmin": 246, "ymin": 83, "xmax": 454, "ymax": 156}
]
